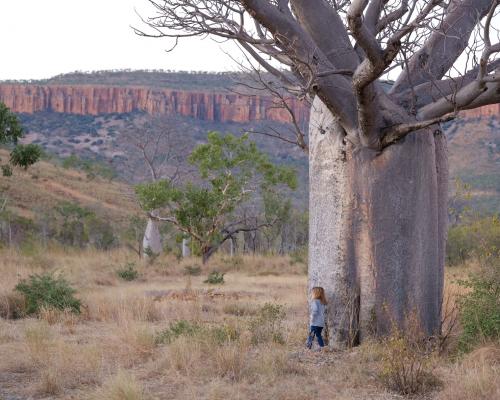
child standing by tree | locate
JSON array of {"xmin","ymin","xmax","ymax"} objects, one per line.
[{"xmin": 306, "ymin": 286, "xmax": 327, "ymax": 349}]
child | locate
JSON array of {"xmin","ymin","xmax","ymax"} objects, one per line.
[{"xmin": 306, "ymin": 286, "xmax": 327, "ymax": 349}]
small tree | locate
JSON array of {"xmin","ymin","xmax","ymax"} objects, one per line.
[
  {"xmin": 0, "ymin": 103, "xmax": 41, "ymax": 175},
  {"xmin": 135, "ymin": 132, "xmax": 296, "ymax": 263}
]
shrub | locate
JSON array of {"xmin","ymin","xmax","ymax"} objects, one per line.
[
  {"xmin": 457, "ymin": 263, "xmax": 500, "ymax": 352},
  {"xmin": 155, "ymin": 320, "xmax": 201, "ymax": 344},
  {"xmin": 249, "ymin": 302, "xmax": 286, "ymax": 344},
  {"xmin": 15, "ymin": 273, "xmax": 81, "ymax": 315},
  {"xmin": 1, "ymin": 164, "xmax": 12, "ymax": 177},
  {"xmin": 204, "ymin": 271, "xmax": 225, "ymax": 284},
  {"xmin": 9, "ymin": 143, "xmax": 42, "ymax": 170},
  {"xmin": 183, "ymin": 265, "xmax": 201, "ymax": 276},
  {"xmin": 117, "ymin": 263, "xmax": 139, "ymax": 281},
  {"xmin": 379, "ymin": 315, "xmax": 440, "ymax": 395}
]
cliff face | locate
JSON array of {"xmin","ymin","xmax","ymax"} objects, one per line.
[
  {"xmin": 460, "ymin": 103, "xmax": 500, "ymax": 119},
  {"xmin": 0, "ymin": 84, "xmax": 310, "ymax": 124},
  {"xmin": 0, "ymin": 83, "xmax": 497, "ymax": 124}
]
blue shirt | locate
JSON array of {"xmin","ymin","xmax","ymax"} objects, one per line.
[{"xmin": 310, "ymin": 299, "xmax": 325, "ymax": 327}]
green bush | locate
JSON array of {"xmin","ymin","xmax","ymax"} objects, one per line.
[
  {"xmin": 204, "ymin": 270, "xmax": 225, "ymax": 284},
  {"xmin": 15, "ymin": 273, "xmax": 81, "ymax": 315},
  {"xmin": 1, "ymin": 164, "xmax": 12, "ymax": 177},
  {"xmin": 9, "ymin": 144, "xmax": 42, "ymax": 170},
  {"xmin": 116, "ymin": 263, "xmax": 139, "ymax": 281},
  {"xmin": 155, "ymin": 320, "xmax": 201, "ymax": 344},
  {"xmin": 249, "ymin": 302, "xmax": 286, "ymax": 344},
  {"xmin": 457, "ymin": 263, "xmax": 500, "ymax": 352}
]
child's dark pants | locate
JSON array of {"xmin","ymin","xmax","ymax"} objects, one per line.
[{"xmin": 307, "ymin": 325, "xmax": 325, "ymax": 348}]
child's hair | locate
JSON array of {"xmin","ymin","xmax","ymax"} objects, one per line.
[{"xmin": 311, "ymin": 287, "xmax": 327, "ymax": 305}]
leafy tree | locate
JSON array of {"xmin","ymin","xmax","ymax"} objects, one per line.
[
  {"xmin": 135, "ymin": 132, "xmax": 296, "ymax": 263},
  {"xmin": 0, "ymin": 102, "xmax": 41, "ymax": 175}
]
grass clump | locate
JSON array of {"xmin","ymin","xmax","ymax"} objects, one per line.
[
  {"xmin": 204, "ymin": 270, "xmax": 225, "ymax": 284},
  {"xmin": 249, "ymin": 302, "xmax": 286, "ymax": 344},
  {"xmin": 209, "ymin": 324, "xmax": 240, "ymax": 345},
  {"xmin": 117, "ymin": 263, "xmax": 139, "ymax": 281},
  {"xmin": 183, "ymin": 265, "xmax": 201, "ymax": 276},
  {"xmin": 95, "ymin": 370, "xmax": 145, "ymax": 400},
  {"xmin": 15, "ymin": 273, "xmax": 81, "ymax": 315}
]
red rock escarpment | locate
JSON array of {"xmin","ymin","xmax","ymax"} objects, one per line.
[
  {"xmin": 0, "ymin": 83, "xmax": 496, "ymax": 124},
  {"xmin": 0, "ymin": 84, "xmax": 310, "ymax": 124},
  {"xmin": 460, "ymin": 103, "xmax": 500, "ymax": 119}
]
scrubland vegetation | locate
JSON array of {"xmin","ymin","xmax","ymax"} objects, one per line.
[{"xmin": 0, "ymin": 245, "xmax": 498, "ymax": 400}]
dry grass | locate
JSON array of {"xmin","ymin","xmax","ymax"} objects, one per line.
[
  {"xmin": 0, "ymin": 247, "xmax": 498, "ymax": 400},
  {"xmin": 437, "ymin": 345, "xmax": 500, "ymax": 400},
  {"xmin": 91, "ymin": 370, "xmax": 147, "ymax": 400}
]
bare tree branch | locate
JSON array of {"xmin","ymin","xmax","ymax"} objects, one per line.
[
  {"xmin": 381, "ymin": 112, "xmax": 456, "ymax": 148},
  {"xmin": 392, "ymin": 0, "xmax": 495, "ymax": 94}
]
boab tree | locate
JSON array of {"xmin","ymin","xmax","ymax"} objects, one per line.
[{"xmin": 138, "ymin": 0, "xmax": 500, "ymax": 346}]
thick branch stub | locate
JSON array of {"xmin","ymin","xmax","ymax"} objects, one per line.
[{"xmin": 380, "ymin": 113, "xmax": 456, "ymax": 149}]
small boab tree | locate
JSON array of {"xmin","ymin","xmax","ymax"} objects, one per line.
[{"xmin": 135, "ymin": 132, "xmax": 297, "ymax": 263}]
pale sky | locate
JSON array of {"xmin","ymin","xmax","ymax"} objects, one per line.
[
  {"xmin": 1, "ymin": 1, "xmax": 496, "ymax": 81},
  {"xmin": 0, "ymin": 0, "xmax": 239, "ymax": 80}
]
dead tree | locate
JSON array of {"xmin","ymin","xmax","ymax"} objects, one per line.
[{"xmin": 137, "ymin": 0, "xmax": 500, "ymax": 346}]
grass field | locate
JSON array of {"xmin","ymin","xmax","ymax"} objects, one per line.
[{"xmin": 0, "ymin": 248, "xmax": 498, "ymax": 400}]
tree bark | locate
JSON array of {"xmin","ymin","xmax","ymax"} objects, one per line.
[
  {"xmin": 142, "ymin": 217, "xmax": 162, "ymax": 257},
  {"xmin": 308, "ymin": 97, "xmax": 447, "ymax": 348},
  {"xmin": 182, "ymin": 238, "xmax": 191, "ymax": 258}
]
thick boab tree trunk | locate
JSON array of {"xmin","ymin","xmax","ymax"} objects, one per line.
[{"xmin": 309, "ymin": 98, "xmax": 448, "ymax": 347}]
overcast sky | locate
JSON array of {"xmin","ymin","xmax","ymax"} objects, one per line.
[
  {"xmin": 0, "ymin": 0, "xmax": 239, "ymax": 80},
  {"xmin": 1, "ymin": 1, "xmax": 497, "ymax": 81}
]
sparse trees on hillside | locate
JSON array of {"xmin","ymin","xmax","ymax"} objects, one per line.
[
  {"xmin": 139, "ymin": 0, "xmax": 500, "ymax": 346},
  {"xmin": 135, "ymin": 132, "xmax": 296, "ymax": 263}
]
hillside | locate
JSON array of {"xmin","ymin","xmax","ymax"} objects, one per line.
[
  {"xmin": 0, "ymin": 148, "xmax": 140, "ymax": 227},
  {"xmin": 2, "ymin": 70, "xmax": 242, "ymax": 91},
  {"xmin": 446, "ymin": 116, "xmax": 500, "ymax": 212}
]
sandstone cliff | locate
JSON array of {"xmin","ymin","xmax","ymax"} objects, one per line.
[
  {"xmin": 0, "ymin": 83, "xmax": 496, "ymax": 124},
  {"xmin": 0, "ymin": 84, "xmax": 310, "ymax": 124}
]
